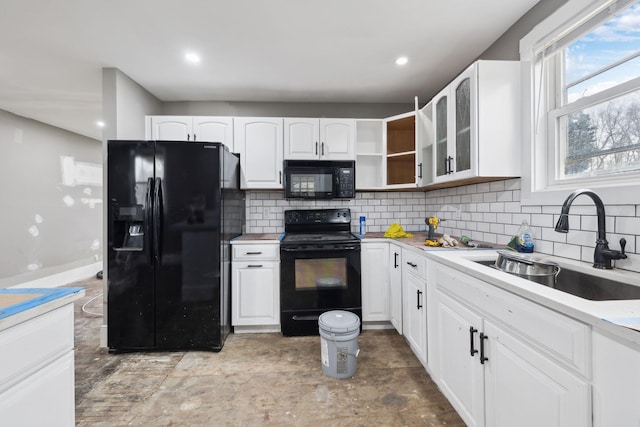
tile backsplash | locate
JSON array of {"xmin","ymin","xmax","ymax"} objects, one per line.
[
  {"xmin": 246, "ymin": 178, "xmax": 640, "ymax": 273},
  {"xmin": 245, "ymin": 190, "xmax": 428, "ymax": 235}
]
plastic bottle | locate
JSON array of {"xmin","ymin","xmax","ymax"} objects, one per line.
[
  {"xmin": 516, "ymin": 220, "xmax": 534, "ymax": 253},
  {"xmin": 359, "ymin": 216, "xmax": 366, "ymax": 236}
]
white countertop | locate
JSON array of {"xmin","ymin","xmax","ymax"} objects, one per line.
[{"xmin": 424, "ymin": 249, "xmax": 640, "ymax": 346}]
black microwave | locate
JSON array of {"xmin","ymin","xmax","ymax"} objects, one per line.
[{"xmin": 283, "ymin": 160, "xmax": 355, "ymax": 199}]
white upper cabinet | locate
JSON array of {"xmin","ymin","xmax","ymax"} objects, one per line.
[
  {"xmin": 146, "ymin": 116, "xmax": 234, "ymax": 152},
  {"xmin": 284, "ymin": 118, "xmax": 355, "ymax": 160},
  {"xmin": 416, "ymin": 100, "xmax": 434, "ymax": 187},
  {"xmin": 433, "ymin": 60, "xmax": 521, "ymax": 184},
  {"xmin": 385, "ymin": 111, "xmax": 417, "ymax": 188},
  {"xmin": 234, "ymin": 117, "xmax": 284, "ymax": 189},
  {"xmin": 355, "ymin": 119, "xmax": 385, "ymax": 189}
]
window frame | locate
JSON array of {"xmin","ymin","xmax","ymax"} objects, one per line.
[{"xmin": 520, "ymin": 0, "xmax": 640, "ymax": 205}]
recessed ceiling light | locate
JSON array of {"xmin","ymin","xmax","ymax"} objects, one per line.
[
  {"xmin": 395, "ymin": 56, "xmax": 408, "ymax": 66},
  {"xmin": 96, "ymin": 120, "xmax": 105, "ymax": 128},
  {"xmin": 185, "ymin": 52, "xmax": 201, "ymax": 64}
]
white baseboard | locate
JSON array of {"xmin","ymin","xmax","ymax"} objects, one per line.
[
  {"xmin": 362, "ymin": 321, "xmax": 394, "ymax": 331},
  {"xmin": 10, "ymin": 262, "xmax": 102, "ymax": 289},
  {"xmin": 233, "ymin": 325, "xmax": 281, "ymax": 334},
  {"xmin": 100, "ymin": 325, "xmax": 108, "ymax": 348}
]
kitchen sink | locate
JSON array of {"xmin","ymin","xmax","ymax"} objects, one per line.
[{"xmin": 474, "ymin": 259, "xmax": 640, "ymax": 301}]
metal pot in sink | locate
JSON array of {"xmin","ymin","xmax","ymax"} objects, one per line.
[{"xmin": 494, "ymin": 250, "xmax": 561, "ymax": 287}]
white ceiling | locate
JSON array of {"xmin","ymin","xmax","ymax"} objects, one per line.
[{"xmin": 0, "ymin": 0, "xmax": 539, "ymax": 141}]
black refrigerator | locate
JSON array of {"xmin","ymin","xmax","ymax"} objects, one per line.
[{"xmin": 107, "ymin": 140, "xmax": 244, "ymax": 352}]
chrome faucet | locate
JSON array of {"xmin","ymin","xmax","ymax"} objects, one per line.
[{"xmin": 555, "ymin": 189, "xmax": 627, "ymax": 269}]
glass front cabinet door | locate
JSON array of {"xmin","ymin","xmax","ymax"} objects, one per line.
[
  {"xmin": 433, "ymin": 64, "xmax": 478, "ymax": 183},
  {"xmin": 434, "ymin": 90, "xmax": 449, "ymax": 180}
]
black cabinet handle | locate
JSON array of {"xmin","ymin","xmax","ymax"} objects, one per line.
[
  {"xmin": 394, "ymin": 252, "xmax": 399, "ymax": 269},
  {"xmin": 480, "ymin": 332, "xmax": 489, "ymax": 364},
  {"xmin": 407, "ymin": 261, "xmax": 417, "ymax": 268},
  {"xmin": 321, "ymin": 142, "xmax": 325, "ymax": 156},
  {"xmin": 447, "ymin": 156, "xmax": 454, "ymax": 174},
  {"xmin": 416, "ymin": 290, "xmax": 423, "ymax": 309},
  {"xmin": 187, "ymin": 134, "xmax": 191, "ymax": 141},
  {"xmin": 193, "ymin": 133, "xmax": 197, "ymax": 141},
  {"xmin": 247, "ymin": 264, "xmax": 263, "ymax": 268},
  {"xmin": 315, "ymin": 142, "xmax": 318, "ymax": 155},
  {"xmin": 469, "ymin": 327, "xmax": 478, "ymax": 356},
  {"xmin": 418, "ymin": 162, "xmax": 423, "ymax": 179},
  {"xmin": 279, "ymin": 171, "xmax": 282, "ymax": 184},
  {"xmin": 246, "ymin": 251, "xmax": 263, "ymax": 255}
]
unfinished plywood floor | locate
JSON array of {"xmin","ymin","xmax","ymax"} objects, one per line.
[{"xmin": 71, "ymin": 278, "xmax": 465, "ymax": 426}]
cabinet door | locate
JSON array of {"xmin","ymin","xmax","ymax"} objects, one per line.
[
  {"xmin": 593, "ymin": 330, "xmax": 640, "ymax": 427},
  {"xmin": 432, "ymin": 290, "xmax": 485, "ymax": 427},
  {"xmin": 483, "ymin": 320, "xmax": 591, "ymax": 427},
  {"xmin": 433, "ymin": 89, "xmax": 450, "ymax": 180},
  {"xmin": 385, "ymin": 112, "xmax": 417, "ymax": 187},
  {"xmin": 416, "ymin": 101, "xmax": 434, "ymax": 186},
  {"xmin": 388, "ymin": 243, "xmax": 402, "ymax": 334},
  {"xmin": 320, "ymin": 119, "xmax": 355, "ymax": 160},
  {"xmin": 403, "ymin": 270, "xmax": 426, "ymax": 364},
  {"xmin": 193, "ymin": 117, "xmax": 234, "ymax": 152},
  {"xmin": 232, "ymin": 262, "xmax": 280, "ymax": 326},
  {"xmin": 450, "ymin": 64, "xmax": 477, "ymax": 180},
  {"xmin": 234, "ymin": 117, "xmax": 284, "ymax": 189},
  {"xmin": 361, "ymin": 242, "xmax": 390, "ymax": 322},
  {"xmin": 284, "ymin": 118, "xmax": 319, "ymax": 159},
  {"xmin": 150, "ymin": 116, "xmax": 192, "ymax": 141},
  {"xmin": 0, "ymin": 350, "xmax": 75, "ymax": 427}
]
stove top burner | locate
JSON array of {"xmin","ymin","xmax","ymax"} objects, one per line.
[{"xmin": 281, "ymin": 232, "xmax": 359, "ymax": 245}]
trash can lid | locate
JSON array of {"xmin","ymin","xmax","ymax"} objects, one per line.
[{"xmin": 318, "ymin": 310, "xmax": 360, "ymax": 333}]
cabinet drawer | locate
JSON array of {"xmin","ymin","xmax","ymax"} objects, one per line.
[
  {"xmin": 232, "ymin": 243, "xmax": 280, "ymax": 261},
  {"xmin": 435, "ymin": 264, "xmax": 590, "ymax": 376},
  {"xmin": 403, "ymin": 249, "xmax": 427, "ymax": 280},
  {"xmin": 0, "ymin": 304, "xmax": 74, "ymax": 392}
]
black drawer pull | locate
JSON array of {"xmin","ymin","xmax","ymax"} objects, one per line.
[
  {"xmin": 407, "ymin": 261, "xmax": 417, "ymax": 268},
  {"xmin": 245, "ymin": 251, "xmax": 263, "ymax": 255},
  {"xmin": 247, "ymin": 264, "xmax": 263, "ymax": 268},
  {"xmin": 469, "ymin": 327, "xmax": 478, "ymax": 356},
  {"xmin": 416, "ymin": 290, "xmax": 423, "ymax": 309},
  {"xmin": 480, "ymin": 332, "xmax": 489, "ymax": 364}
]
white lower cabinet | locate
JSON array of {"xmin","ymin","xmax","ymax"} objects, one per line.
[
  {"xmin": 0, "ymin": 304, "xmax": 76, "ymax": 426},
  {"xmin": 361, "ymin": 241, "xmax": 390, "ymax": 322},
  {"xmin": 402, "ymin": 248, "xmax": 427, "ymax": 365},
  {"xmin": 231, "ymin": 242, "xmax": 280, "ymax": 331},
  {"xmin": 388, "ymin": 242, "xmax": 403, "ymax": 334},
  {"xmin": 483, "ymin": 320, "xmax": 590, "ymax": 427},
  {"xmin": 429, "ymin": 262, "xmax": 590, "ymax": 427},
  {"xmin": 592, "ymin": 330, "xmax": 640, "ymax": 426},
  {"xmin": 432, "ymin": 290, "xmax": 484, "ymax": 426}
]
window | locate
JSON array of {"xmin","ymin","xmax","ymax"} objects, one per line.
[{"xmin": 521, "ymin": 0, "xmax": 640, "ymax": 202}]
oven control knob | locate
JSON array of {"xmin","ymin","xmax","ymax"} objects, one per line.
[{"xmin": 285, "ymin": 211, "xmax": 300, "ymax": 223}]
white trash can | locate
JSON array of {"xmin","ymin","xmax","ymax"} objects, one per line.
[{"xmin": 318, "ymin": 310, "xmax": 361, "ymax": 379}]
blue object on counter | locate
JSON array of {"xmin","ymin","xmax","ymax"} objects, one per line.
[
  {"xmin": 0, "ymin": 287, "xmax": 84, "ymax": 320},
  {"xmin": 359, "ymin": 216, "xmax": 366, "ymax": 236}
]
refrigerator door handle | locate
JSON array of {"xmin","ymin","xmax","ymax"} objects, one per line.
[
  {"xmin": 153, "ymin": 177, "xmax": 164, "ymax": 264},
  {"xmin": 145, "ymin": 177, "xmax": 154, "ymax": 264}
]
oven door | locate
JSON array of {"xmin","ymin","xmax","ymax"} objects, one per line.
[{"xmin": 280, "ymin": 243, "xmax": 361, "ymax": 334}]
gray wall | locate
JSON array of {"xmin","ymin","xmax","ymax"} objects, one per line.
[
  {"xmin": 478, "ymin": 0, "xmax": 569, "ymax": 61},
  {"xmin": 103, "ymin": 68, "xmax": 162, "ymax": 141},
  {"xmin": 0, "ymin": 109, "xmax": 102, "ymax": 288}
]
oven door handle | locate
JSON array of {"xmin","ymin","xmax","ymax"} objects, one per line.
[{"xmin": 281, "ymin": 245, "xmax": 360, "ymax": 252}]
